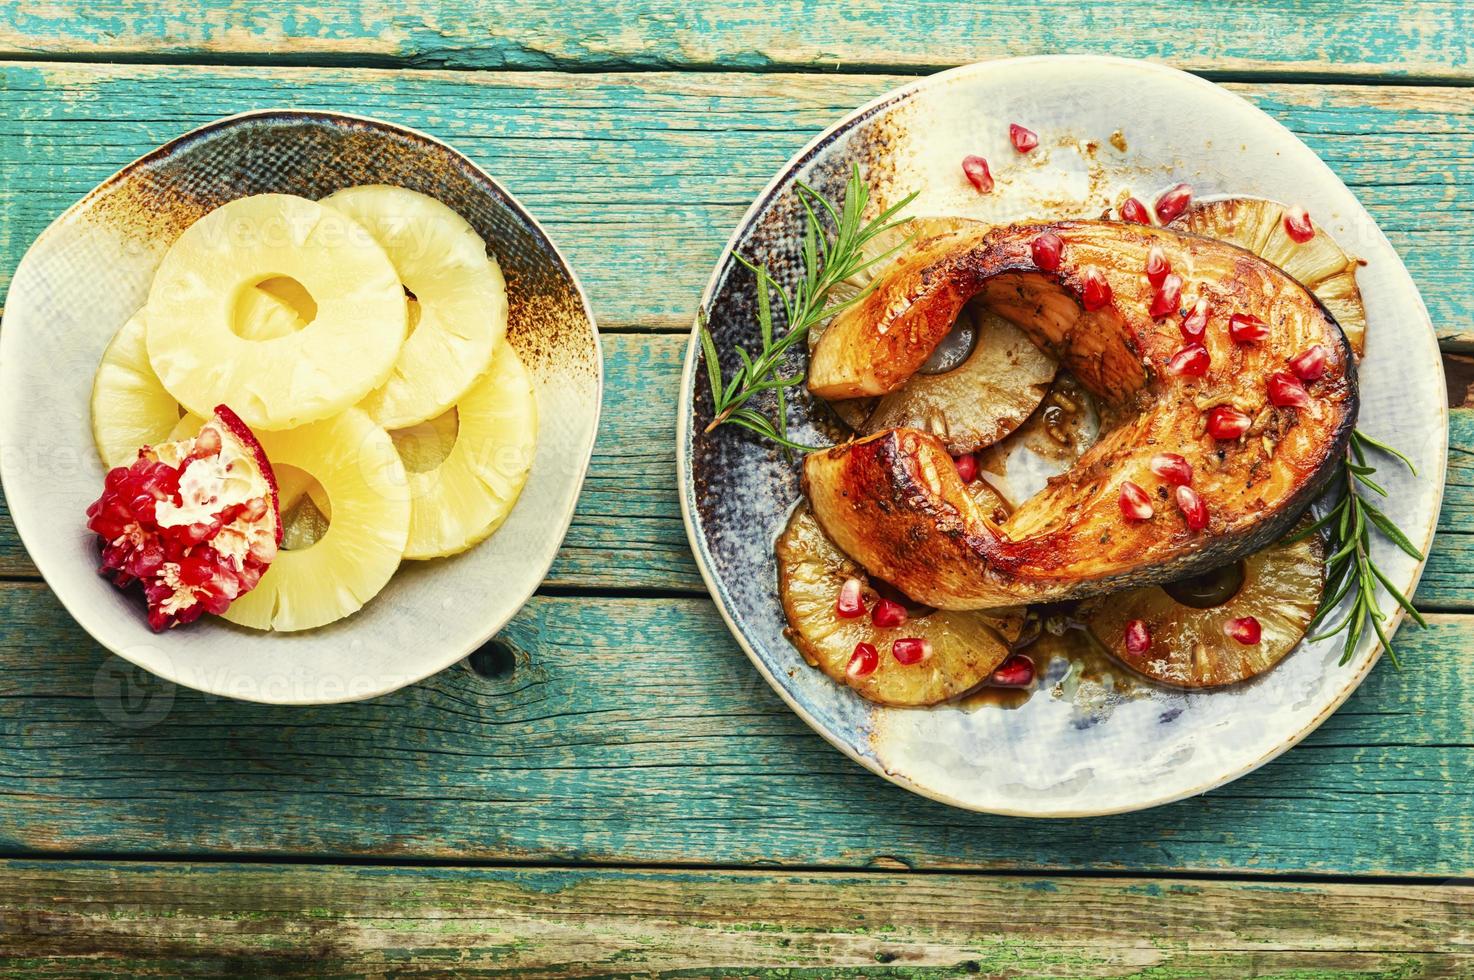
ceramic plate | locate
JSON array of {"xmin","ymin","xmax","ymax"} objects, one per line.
[
  {"xmin": 678, "ymin": 57, "xmax": 1446, "ymax": 815},
  {"xmin": 0, "ymin": 110, "xmax": 601, "ymax": 704}
]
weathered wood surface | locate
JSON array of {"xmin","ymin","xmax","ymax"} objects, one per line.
[
  {"xmin": 1, "ymin": 64, "xmax": 1471, "ymax": 341},
  {"xmin": 1, "ymin": 1, "xmax": 1470, "ymax": 80},
  {"xmin": 1, "ymin": 581, "xmax": 1470, "ymax": 877},
  {"xmin": 1, "ymin": 861, "xmax": 1469, "ymax": 977}
]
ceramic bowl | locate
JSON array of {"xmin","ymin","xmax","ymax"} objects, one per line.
[
  {"xmin": 678, "ymin": 56, "xmax": 1446, "ymax": 815},
  {"xmin": 0, "ymin": 110, "xmax": 601, "ymax": 704}
]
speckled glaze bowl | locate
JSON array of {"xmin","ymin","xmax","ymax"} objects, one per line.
[
  {"xmin": 0, "ymin": 110, "xmax": 601, "ymax": 704},
  {"xmin": 678, "ymin": 57, "xmax": 1446, "ymax": 816}
]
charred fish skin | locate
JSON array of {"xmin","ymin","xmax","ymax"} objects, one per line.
[{"xmin": 803, "ymin": 220, "xmax": 1358, "ymax": 609}]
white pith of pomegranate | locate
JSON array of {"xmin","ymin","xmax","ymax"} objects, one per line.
[{"xmin": 85, "ymin": 405, "xmax": 281, "ymax": 632}]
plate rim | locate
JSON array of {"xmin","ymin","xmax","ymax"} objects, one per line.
[{"xmin": 675, "ymin": 54, "xmax": 1447, "ymax": 816}]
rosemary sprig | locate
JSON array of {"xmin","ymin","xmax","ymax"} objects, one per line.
[
  {"xmin": 700, "ymin": 165, "xmax": 917, "ymax": 450},
  {"xmin": 1296, "ymin": 429, "xmax": 1428, "ymax": 666}
]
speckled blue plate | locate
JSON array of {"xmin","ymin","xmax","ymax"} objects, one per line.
[{"xmin": 677, "ymin": 57, "xmax": 1446, "ymax": 816}]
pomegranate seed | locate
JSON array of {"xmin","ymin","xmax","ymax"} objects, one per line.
[
  {"xmin": 1283, "ymin": 205, "xmax": 1315, "ymax": 243},
  {"xmin": 1150, "ymin": 453, "xmax": 1193, "ymax": 486},
  {"xmin": 1175, "ymin": 485, "xmax": 1209, "ymax": 530},
  {"xmin": 892, "ymin": 637, "xmax": 932, "ymax": 665},
  {"xmin": 1145, "ymin": 245, "xmax": 1171, "ymax": 286},
  {"xmin": 1154, "ymin": 183, "xmax": 1193, "ymax": 222},
  {"xmin": 835, "ymin": 577, "xmax": 866, "ymax": 619},
  {"xmin": 1149, "ymin": 273, "xmax": 1183, "ymax": 318},
  {"xmin": 872, "ymin": 598, "xmax": 908, "ymax": 628},
  {"xmin": 1206, "ymin": 406, "xmax": 1252, "ymax": 440},
  {"xmin": 991, "ymin": 654, "xmax": 1035, "ymax": 687},
  {"xmin": 1165, "ymin": 343, "xmax": 1210, "ymax": 377},
  {"xmin": 1225, "ymin": 616, "xmax": 1262, "ymax": 645},
  {"xmin": 1009, "ymin": 123, "xmax": 1039, "ymax": 153},
  {"xmin": 1180, "ymin": 298, "xmax": 1210, "ymax": 340},
  {"xmin": 192, "ymin": 426, "xmax": 222, "ymax": 458},
  {"xmin": 1118, "ymin": 481, "xmax": 1154, "ymax": 522},
  {"xmin": 1289, "ymin": 345, "xmax": 1328, "ymax": 381},
  {"xmin": 962, "ymin": 155, "xmax": 994, "ymax": 193},
  {"xmin": 1124, "ymin": 619, "xmax": 1152, "ymax": 655},
  {"xmin": 954, "ymin": 453, "xmax": 979, "ymax": 483},
  {"xmin": 1267, "ymin": 371, "xmax": 1312, "ymax": 408},
  {"xmin": 1032, "ymin": 232, "xmax": 1064, "ymax": 272},
  {"xmin": 1081, "ymin": 267, "xmax": 1112, "ymax": 310},
  {"xmin": 1228, "ymin": 313, "xmax": 1269, "ymax": 344},
  {"xmin": 1120, "ymin": 197, "xmax": 1150, "ymax": 224},
  {"xmin": 847, "ymin": 642, "xmax": 879, "ymax": 678}
]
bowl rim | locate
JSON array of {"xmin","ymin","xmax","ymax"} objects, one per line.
[
  {"xmin": 675, "ymin": 54, "xmax": 1447, "ymax": 816},
  {"xmin": 0, "ymin": 108, "xmax": 603, "ymax": 704}
]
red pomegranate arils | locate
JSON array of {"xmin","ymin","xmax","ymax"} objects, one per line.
[
  {"xmin": 1125, "ymin": 619, "xmax": 1152, "ymax": 655},
  {"xmin": 1225, "ymin": 616, "xmax": 1262, "ymax": 645},
  {"xmin": 1154, "ymin": 183, "xmax": 1193, "ymax": 222},
  {"xmin": 1267, "ymin": 371, "xmax": 1312, "ymax": 408},
  {"xmin": 1165, "ymin": 343, "xmax": 1210, "ymax": 377},
  {"xmin": 1149, "ymin": 273, "xmax": 1183, "ymax": 318},
  {"xmin": 1289, "ymin": 345, "xmax": 1328, "ymax": 381},
  {"xmin": 892, "ymin": 637, "xmax": 932, "ymax": 665},
  {"xmin": 835, "ymin": 577, "xmax": 866, "ymax": 619},
  {"xmin": 1175, "ymin": 485, "xmax": 1209, "ymax": 531},
  {"xmin": 1118, "ymin": 481, "xmax": 1154, "ymax": 522},
  {"xmin": 1180, "ymin": 298, "xmax": 1210, "ymax": 340},
  {"xmin": 1206, "ymin": 406, "xmax": 1252, "ymax": 441},
  {"xmin": 954, "ymin": 453, "xmax": 979, "ymax": 484},
  {"xmin": 1283, "ymin": 205, "xmax": 1315, "ymax": 243},
  {"xmin": 1150, "ymin": 453, "xmax": 1193, "ymax": 486},
  {"xmin": 1228, "ymin": 313, "xmax": 1269, "ymax": 344},
  {"xmin": 1081, "ymin": 267, "xmax": 1112, "ymax": 311},
  {"xmin": 1009, "ymin": 123, "xmax": 1039, "ymax": 153},
  {"xmin": 1145, "ymin": 245, "xmax": 1170, "ymax": 286},
  {"xmin": 847, "ymin": 642, "xmax": 879, "ymax": 678},
  {"xmin": 872, "ymin": 598, "xmax": 908, "ymax": 629},
  {"xmin": 1120, "ymin": 197, "xmax": 1150, "ymax": 224},
  {"xmin": 962, "ymin": 155, "xmax": 994, "ymax": 193},
  {"xmin": 991, "ymin": 654, "xmax": 1035, "ymax": 687},
  {"xmin": 1032, "ymin": 232, "xmax": 1064, "ymax": 272}
]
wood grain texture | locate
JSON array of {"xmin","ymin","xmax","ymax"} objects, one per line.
[
  {"xmin": 1, "ymin": 861, "xmax": 1469, "ymax": 977},
  {"xmin": 0, "ymin": 63, "xmax": 1470, "ymax": 339},
  {"xmin": 1, "ymin": 0, "xmax": 1470, "ymax": 80},
  {"xmin": 0, "ymin": 581, "xmax": 1470, "ymax": 876}
]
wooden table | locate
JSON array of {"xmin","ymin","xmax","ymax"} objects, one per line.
[{"xmin": 2, "ymin": 5, "xmax": 1471, "ymax": 975}]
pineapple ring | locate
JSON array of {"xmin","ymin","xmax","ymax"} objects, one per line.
[
  {"xmin": 322, "ymin": 185, "xmax": 509, "ymax": 429},
  {"xmin": 393, "ymin": 343, "xmax": 537, "ymax": 560},
  {"xmin": 220, "ymin": 409, "xmax": 411, "ymax": 632},
  {"xmin": 146, "ymin": 193, "xmax": 408, "ymax": 431}
]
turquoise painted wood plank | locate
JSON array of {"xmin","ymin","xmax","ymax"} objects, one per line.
[
  {"xmin": 2, "ymin": 861, "xmax": 1469, "ymax": 977},
  {"xmin": 0, "ymin": 1, "xmax": 1469, "ymax": 80},
  {"xmin": 1, "ymin": 64, "xmax": 1470, "ymax": 341},
  {"xmin": 0, "ymin": 582, "xmax": 1469, "ymax": 876}
]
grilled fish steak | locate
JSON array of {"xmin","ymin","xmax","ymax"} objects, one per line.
[{"xmin": 803, "ymin": 221, "xmax": 1357, "ymax": 609}]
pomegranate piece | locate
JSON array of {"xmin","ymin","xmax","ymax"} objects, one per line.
[
  {"xmin": 1080, "ymin": 267, "xmax": 1112, "ymax": 310},
  {"xmin": 847, "ymin": 642, "xmax": 879, "ymax": 678},
  {"xmin": 962, "ymin": 155, "xmax": 994, "ymax": 193},
  {"xmin": 1120, "ymin": 197, "xmax": 1151, "ymax": 224},
  {"xmin": 1283, "ymin": 205, "xmax": 1315, "ymax": 243},
  {"xmin": 1268, "ymin": 371, "xmax": 1313, "ymax": 408},
  {"xmin": 892, "ymin": 637, "xmax": 932, "ymax": 665},
  {"xmin": 1289, "ymin": 345, "xmax": 1328, "ymax": 381},
  {"xmin": 85, "ymin": 405, "xmax": 280, "ymax": 632},
  {"xmin": 1032, "ymin": 232, "xmax": 1064, "ymax": 272},
  {"xmin": 1145, "ymin": 245, "xmax": 1171, "ymax": 286},
  {"xmin": 1009, "ymin": 123, "xmax": 1039, "ymax": 153},
  {"xmin": 872, "ymin": 598, "xmax": 908, "ymax": 628},
  {"xmin": 835, "ymin": 577, "xmax": 866, "ymax": 619},
  {"xmin": 1124, "ymin": 619, "xmax": 1152, "ymax": 655},
  {"xmin": 1175, "ymin": 485, "xmax": 1209, "ymax": 531},
  {"xmin": 1149, "ymin": 273, "xmax": 1183, "ymax": 318},
  {"xmin": 990, "ymin": 654, "xmax": 1035, "ymax": 687},
  {"xmin": 1180, "ymin": 299, "xmax": 1210, "ymax": 340},
  {"xmin": 1225, "ymin": 616, "xmax": 1262, "ymax": 645},
  {"xmin": 1118, "ymin": 481, "xmax": 1154, "ymax": 522},
  {"xmin": 1154, "ymin": 183, "xmax": 1193, "ymax": 222},
  {"xmin": 1206, "ymin": 406, "xmax": 1252, "ymax": 440},
  {"xmin": 1228, "ymin": 313, "xmax": 1270, "ymax": 344},
  {"xmin": 1165, "ymin": 343, "xmax": 1210, "ymax": 377},
  {"xmin": 1150, "ymin": 453, "xmax": 1193, "ymax": 486},
  {"xmin": 954, "ymin": 452, "xmax": 979, "ymax": 484}
]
